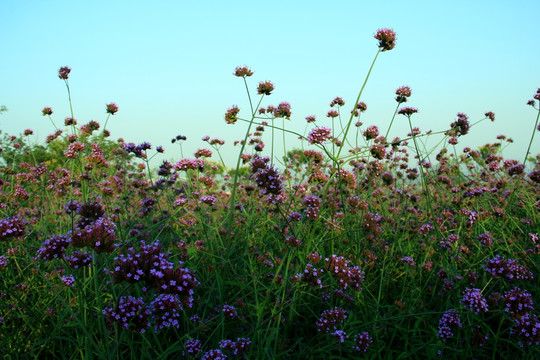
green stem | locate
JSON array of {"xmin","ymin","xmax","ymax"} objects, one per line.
[
  {"xmin": 336, "ymin": 48, "xmax": 381, "ymax": 161},
  {"xmin": 523, "ymin": 107, "xmax": 540, "ymax": 165},
  {"xmin": 226, "ymin": 95, "xmax": 265, "ymax": 229},
  {"xmin": 407, "ymin": 116, "xmax": 432, "ymax": 215},
  {"xmin": 384, "ymin": 102, "xmax": 401, "ymax": 140}
]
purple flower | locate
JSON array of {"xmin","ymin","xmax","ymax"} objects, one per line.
[
  {"xmin": 36, "ymin": 235, "xmax": 71, "ymax": 261},
  {"xmin": 0, "ymin": 216, "xmax": 27, "ymax": 242},
  {"xmin": 438, "ymin": 309, "xmax": 462, "ymax": 341},
  {"xmin": 316, "ymin": 307, "xmax": 348, "ymax": 334},
  {"xmin": 461, "ymin": 288, "xmax": 488, "ymax": 313},
  {"xmin": 102, "ymin": 296, "xmax": 151, "ymax": 333},
  {"xmin": 353, "ymin": 332, "xmax": 372, "ymax": 352},
  {"xmin": 150, "ymin": 294, "xmax": 183, "ymax": 331},
  {"xmin": 307, "ymin": 127, "xmax": 332, "ymax": 145}
]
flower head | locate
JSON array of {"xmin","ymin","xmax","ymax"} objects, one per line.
[
  {"xmin": 374, "ymin": 28, "xmax": 397, "ymax": 51},
  {"xmin": 225, "ymin": 106, "xmax": 240, "ymax": 124},
  {"xmin": 42, "ymin": 107, "xmax": 53, "ymax": 116},
  {"xmin": 398, "ymin": 107, "xmax": 418, "ymax": 117},
  {"xmin": 106, "ymin": 103, "xmax": 119, "ymax": 115},
  {"xmin": 234, "ymin": 66, "xmax": 253, "ymax": 78},
  {"xmin": 395, "ymin": 86, "xmax": 412, "ymax": 103},
  {"xmin": 58, "ymin": 66, "xmax": 71, "ymax": 80},
  {"xmin": 257, "ymin": 81, "xmax": 274, "ymax": 95}
]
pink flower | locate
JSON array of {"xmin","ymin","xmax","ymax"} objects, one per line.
[{"xmin": 374, "ymin": 28, "xmax": 397, "ymax": 51}]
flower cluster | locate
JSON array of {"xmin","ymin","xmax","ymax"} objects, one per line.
[
  {"xmin": 395, "ymin": 86, "xmax": 412, "ymax": 103},
  {"xmin": 250, "ymin": 160, "xmax": 283, "ymax": 196},
  {"xmin": 102, "ymin": 296, "xmax": 151, "ymax": 333},
  {"xmin": 71, "ymin": 217, "xmax": 117, "ymax": 253},
  {"xmin": 150, "ymin": 294, "xmax": 183, "ymax": 331},
  {"xmin": 293, "ymin": 263, "xmax": 324, "ymax": 288},
  {"xmin": 111, "ymin": 240, "xmax": 199, "ymax": 308},
  {"xmin": 218, "ymin": 337, "xmax": 252, "ymax": 356},
  {"xmin": 484, "ymin": 255, "xmax": 534, "ymax": 281},
  {"xmin": 450, "ymin": 113, "xmax": 470, "ymax": 136},
  {"xmin": 302, "ymin": 195, "xmax": 322, "ymax": 219},
  {"xmin": 316, "ymin": 307, "xmax": 349, "ymax": 333},
  {"xmin": 65, "ymin": 250, "xmax": 93, "ymax": 268},
  {"xmin": 510, "ymin": 313, "xmax": 540, "ymax": 347},
  {"xmin": 503, "ymin": 287, "xmax": 534, "ymax": 317},
  {"xmin": 307, "ymin": 127, "xmax": 332, "ymax": 145},
  {"xmin": 461, "ymin": 288, "xmax": 488, "ymax": 313},
  {"xmin": 324, "ymin": 255, "xmax": 365, "ymax": 290},
  {"xmin": 201, "ymin": 349, "xmax": 227, "ymax": 360},
  {"xmin": 353, "ymin": 332, "xmax": 372, "ymax": 352},
  {"xmin": 184, "ymin": 339, "xmax": 202, "ymax": 355},
  {"xmin": 0, "ymin": 216, "xmax": 27, "ymax": 242},
  {"xmin": 374, "ymin": 28, "xmax": 397, "ymax": 51},
  {"xmin": 257, "ymin": 81, "xmax": 274, "ymax": 95},
  {"xmin": 36, "ymin": 235, "xmax": 71, "ymax": 260},
  {"xmin": 174, "ymin": 158, "xmax": 204, "ymax": 171},
  {"xmin": 438, "ymin": 309, "xmax": 462, "ymax": 341},
  {"xmin": 225, "ymin": 106, "xmax": 240, "ymax": 124}
]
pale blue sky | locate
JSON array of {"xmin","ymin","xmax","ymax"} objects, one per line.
[{"xmin": 1, "ymin": 0, "xmax": 539, "ymax": 167}]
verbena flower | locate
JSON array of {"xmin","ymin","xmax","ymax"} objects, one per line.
[
  {"xmin": 103, "ymin": 296, "xmax": 151, "ymax": 333},
  {"xmin": 395, "ymin": 86, "xmax": 412, "ymax": 103},
  {"xmin": 257, "ymin": 81, "xmax": 274, "ymax": 95},
  {"xmin": 106, "ymin": 102, "xmax": 119, "ymax": 115},
  {"xmin": 353, "ymin": 332, "xmax": 372, "ymax": 352},
  {"xmin": 374, "ymin": 28, "xmax": 397, "ymax": 51},
  {"xmin": 461, "ymin": 288, "xmax": 488, "ymax": 313},
  {"xmin": 438, "ymin": 309, "xmax": 462, "ymax": 341},
  {"xmin": 316, "ymin": 307, "xmax": 348, "ymax": 333},
  {"xmin": 58, "ymin": 66, "xmax": 71, "ymax": 79},
  {"xmin": 307, "ymin": 127, "xmax": 332, "ymax": 144},
  {"xmin": 234, "ymin": 66, "xmax": 253, "ymax": 78},
  {"xmin": 0, "ymin": 216, "xmax": 27, "ymax": 242},
  {"xmin": 36, "ymin": 235, "xmax": 71, "ymax": 260}
]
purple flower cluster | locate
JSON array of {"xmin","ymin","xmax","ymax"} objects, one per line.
[
  {"xmin": 150, "ymin": 294, "xmax": 183, "ymax": 331},
  {"xmin": 111, "ymin": 240, "xmax": 199, "ymax": 308},
  {"xmin": 201, "ymin": 349, "xmax": 227, "ymax": 360},
  {"xmin": 71, "ymin": 217, "xmax": 117, "ymax": 253},
  {"xmin": 65, "ymin": 250, "xmax": 93, "ymax": 268},
  {"xmin": 0, "ymin": 216, "xmax": 27, "ymax": 241},
  {"xmin": 324, "ymin": 255, "xmax": 365, "ymax": 290},
  {"xmin": 103, "ymin": 296, "xmax": 151, "ymax": 333},
  {"xmin": 331, "ymin": 330, "xmax": 349, "ymax": 342},
  {"xmin": 353, "ymin": 332, "xmax": 373, "ymax": 352},
  {"xmin": 123, "ymin": 142, "xmax": 151, "ymax": 159},
  {"xmin": 36, "ymin": 235, "xmax": 71, "ymax": 260},
  {"xmin": 218, "ymin": 338, "xmax": 252, "ymax": 355},
  {"xmin": 484, "ymin": 255, "xmax": 534, "ymax": 281},
  {"xmin": 510, "ymin": 313, "xmax": 540, "ymax": 347},
  {"xmin": 461, "ymin": 288, "xmax": 488, "ymax": 313},
  {"xmin": 174, "ymin": 158, "xmax": 204, "ymax": 171},
  {"xmin": 477, "ymin": 232, "xmax": 493, "ymax": 247},
  {"xmin": 184, "ymin": 339, "xmax": 202, "ymax": 355},
  {"xmin": 450, "ymin": 112, "xmax": 470, "ymax": 136},
  {"xmin": 307, "ymin": 127, "xmax": 332, "ymax": 145},
  {"xmin": 438, "ymin": 309, "xmax": 462, "ymax": 341},
  {"xmin": 250, "ymin": 157, "xmax": 283, "ymax": 196},
  {"xmin": 303, "ymin": 195, "xmax": 322, "ymax": 219},
  {"xmin": 316, "ymin": 307, "xmax": 348, "ymax": 333},
  {"xmin": 61, "ymin": 275, "xmax": 76, "ymax": 287},
  {"xmin": 503, "ymin": 287, "xmax": 534, "ymax": 317},
  {"xmin": 293, "ymin": 263, "xmax": 324, "ymax": 288},
  {"xmin": 222, "ymin": 304, "xmax": 238, "ymax": 320}
]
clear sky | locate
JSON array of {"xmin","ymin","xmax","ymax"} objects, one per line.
[{"xmin": 1, "ymin": 0, "xmax": 539, "ymax": 168}]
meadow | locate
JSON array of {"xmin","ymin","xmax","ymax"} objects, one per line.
[{"xmin": 0, "ymin": 29, "xmax": 539, "ymax": 359}]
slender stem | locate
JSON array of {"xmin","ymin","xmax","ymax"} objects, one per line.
[
  {"xmin": 335, "ymin": 48, "xmax": 381, "ymax": 161},
  {"xmin": 103, "ymin": 114, "xmax": 111, "ymax": 133},
  {"xmin": 523, "ymin": 108, "xmax": 540, "ymax": 165},
  {"xmin": 408, "ymin": 116, "xmax": 432, "ymax": 215},
  {"xmin": 384, "ymin": 102, "xmax": 401, "ymax": 140},
  {"xmin": 226, "ymin": 94, "xmax": 265, "ymax": 229}
]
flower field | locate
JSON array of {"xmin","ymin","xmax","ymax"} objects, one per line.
[{"xmin": 0, "ymin": 29, "xmax": 539, "ymax": 359}]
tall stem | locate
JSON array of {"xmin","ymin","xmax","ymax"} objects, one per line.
[
  {"xmin": 226, "ymin": 92, "xmax": 265, "ymax": 229},
  {"xmin": 384, "ymin": 102, "xmax": 401, "ymax": 140},
  {"xmin": 408, "ymin": 116, "xmax": 432, "ymax": 215},
  {"xmin": 523, "ymin": 108, "xmax": 540, "ymax": 165},
  {"xmin": 336, "ymin": 48, "xmax": 381, "ymax": 160}
]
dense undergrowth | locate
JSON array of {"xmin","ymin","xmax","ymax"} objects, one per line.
[{"xmin": 0, "ymin": 29, "xmax": 539, "ymax": 359}]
